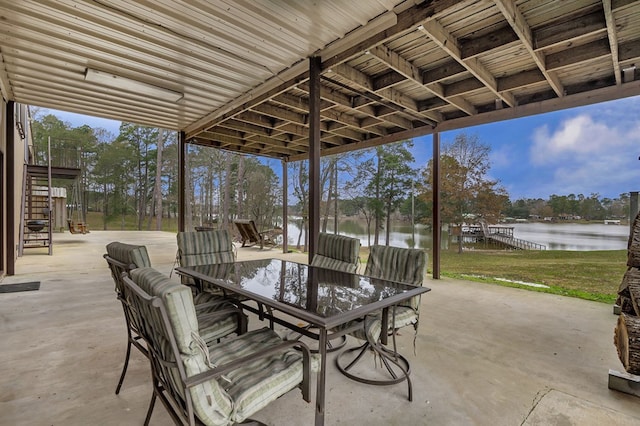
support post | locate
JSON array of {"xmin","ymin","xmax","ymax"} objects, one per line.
[
  {"xmin": 282, "ymin": 160, "xmax": 288, "ymax": 253},
  {"xmin": 308, "ymin": 56, "xmax": 321, "ymax": 262},
  {"xmin": 6, "ymin": 100, "xmax": 15, "ymax": 275},
  {"xmin": 178, "ymin": 131, "xmax": 186, "ymax": 232},
  {"xmin": 432, "ymin": 132, "xmax": 441, "ymax": 279}
]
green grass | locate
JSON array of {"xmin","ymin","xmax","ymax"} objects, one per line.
[
  {"xmin": 84, "ymin": 211, "xmax": 179, "ymax": 232},
  {"xmin": 437, "ymin": 249, "xmax": 626, "ymax": 304}
]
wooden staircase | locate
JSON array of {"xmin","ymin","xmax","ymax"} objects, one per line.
[
  {"xmin": 20, "ymin": 164, "xmax": 53, "ymax": 255},
  {"xmin": 19, "ymin": 137, "xmax": 82, "ymax": 256}
]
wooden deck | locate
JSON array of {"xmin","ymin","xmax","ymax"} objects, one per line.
[{"xmin": 462, "ymin": 223, "xmax": 546, "ymax": 250}]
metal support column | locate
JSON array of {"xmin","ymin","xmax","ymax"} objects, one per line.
[
  {"xmin": 6, "ymin": 101, "xmax": 15, "ymax": 275},
  {"xmin": 308, "ymin": 56, "xmax": 321, "ymax": 262},
  {"xmin": 178, "ymin": 131, "xmax": 186, "ymax": 232},
  {"xmin": 282, "ymin": 160, "xmax": 288, "ymax": 253},
  {"xmin": 432, "ymin": 132, "xmax": 441, "ymax": 279}
]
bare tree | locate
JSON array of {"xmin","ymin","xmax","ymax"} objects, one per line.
[{"xmin": 152, "ymin": 129, "xmax": 165, "ymax": 230}]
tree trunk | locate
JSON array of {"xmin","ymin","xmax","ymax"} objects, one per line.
[
  {"xmin": 222, "ymin": 155, "xmax": 232, "ymax": 230},
  {"xmin": 102, "ymin": 182, "xmax": 108, "ymax": 230},
  {"xmin": 614, "ymin": 313, "xmax": 640, "ymax": 375},
  {"xmin": 184, "ymin": 148, "xmax": 193, "ymax": 230},
  {"xmin": 153, "ymin": 129, "xmax": 164, "ymax": 230},
  {"xmin": 237, "ymin": 156, "xmax": 244, "ymax": 218}
]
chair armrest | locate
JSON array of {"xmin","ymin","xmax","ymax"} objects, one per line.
[{"xmin": 184, "ymin": 339, "xmax": 312, "ymax": 401}]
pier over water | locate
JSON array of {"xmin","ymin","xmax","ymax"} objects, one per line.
[{"xmin": 461, "ymin": 222, "xmax": 547, "ymax": 250}]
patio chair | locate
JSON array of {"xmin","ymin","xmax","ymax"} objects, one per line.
[
  {"xmin": 335, "ymin": 245, "xmax": 427, "ymax": 400},
  {"xmin": 310, "ymin": 232, "xmax": 360, "ymax": 273},
  {"xmin": 123, "ymin": 267, "xmax": 314, "ymax": 425},
  {"xmin": 104, "ymin": 242, "xmax": 153, "ymax": 395},
  {"xmin": 105, "ymin": 242, "xmax": 247, "ymax": 395},
  {"xmin": 176, "ymin": 229, "xmax": 252, "ymax": 331},
  {"xmin": 233, "ymin": 219, "xmax": 279, "ymax": 249},
  {"xmin": 293, "ymin": 233, "xmax": 361, "ymax": 352},
  {"xmin": 176, "ymin": 229, "xmax": 236, "ymax": 287}
]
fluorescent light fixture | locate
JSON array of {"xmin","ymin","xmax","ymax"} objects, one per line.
[{"xmin": 84, "ymin": 68, "xmax": 183, "ymax": 102}]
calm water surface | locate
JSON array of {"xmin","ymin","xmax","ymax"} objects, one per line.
[{"xmin": 285, "ymin": 219, "xmax": 629, "ymax": 251}]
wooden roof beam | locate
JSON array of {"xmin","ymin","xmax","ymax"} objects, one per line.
[
  {"xmin": 418, "ymin": 19, "xmax": 517, "ymax": 107},
  {"xmin": 296, "ymin": 82, "xmax": 389, "ymax": 135},
  {"xmin": 219, "ymin": 118, "xmax": 288, "ymax": 140},
  {"xmin": 546, "ymin": 39, "xmax": 611, "ymax": 71},
  {"xmin": 369, "ymin": 45, "xmax": 477, "ymax": 115},
  {"xmin": 533, "ymin": 9, "xmax": 607, "ymax": 51},
  {"xmin": 330, "ymin": 63, "xmax": 439, "ymax": 124},
  {"xmin": 603, "ymin": 0, "xmax": 622, "ymax": 85},
  {"xmin": 422, "ymin": 60, "xmax": 467, "ymax": 85},
  {"xmin": 619, "ymin": 39, "xmax": 640, "ymax": 62},
  {"xmin": 493, "ymin": 0, "xmax": 564, "ymax": 97}
]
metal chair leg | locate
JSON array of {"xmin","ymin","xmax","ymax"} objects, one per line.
[
  {"xmin": 115, "ymin": 338, "xmax": 133, "ymax": 394},
  {"xmin": 144, "ymin": 390, "xmax": 157, "ymax": 426}
]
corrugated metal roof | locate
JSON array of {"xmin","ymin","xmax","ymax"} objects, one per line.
[{"xmin": 1, "ymin": 0, "xmax": 640, "ymax": 160}]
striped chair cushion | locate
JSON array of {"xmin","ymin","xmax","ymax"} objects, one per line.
[
  {"xmin": 311, "ymin": 255, "xmax": 357, "ymax": 273},
  {"xmin": 177, "ymin": 230, "xmax": 235, "ymax": 286},
  {"xmin": 177, "ymin": 230, "xmax": 235, "ymax": 267},
  {"xmin": 389, "ymin": 305, "xmax": 418, "ymax": 330},
  {"xmin": 208, "ymin": 327, "xmax": 316, "ymax": 424},
  {"xmin": 333, "ymin": 315, "xmax": 382, "ymax": 342},
  {"xmin": 365, "ymin": 245, "xmax": 427, "ymax": 311},
  {"xmin": 193, "ymin": 292, "xmax": 242, "ymax": 345},
  {"xmin": 106, "ymin": 242, "xmax": 151, "ymax": 268},
  {"xmin": 310, "ymin": 233, "xmax": 360, "ymax": 273},
  {"xmin": 130, "ymin": 268, "xmax": 234, "ymax": 425}
]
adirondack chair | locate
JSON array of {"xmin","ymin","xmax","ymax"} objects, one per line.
[{"xmin": 233, "ymin": 219, "xmax": 279, "ymax": 249}]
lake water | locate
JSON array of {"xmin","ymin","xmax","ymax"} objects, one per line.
[{"xmin": 284, "ymin": 219, "xmax": 630, "ymax": 251}]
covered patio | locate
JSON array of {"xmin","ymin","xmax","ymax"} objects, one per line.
[
  {"xmin": 2, "ymin": 1, "xmax": 640, "ymax": 424},
  {"xmin": 0, "ymin": 231, "xmax": 638, "ymax": 425}
]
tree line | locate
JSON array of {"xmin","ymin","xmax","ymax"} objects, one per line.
[{"xmin": 31, "ymin": 112, "xmax": 629, "ymax": 250}]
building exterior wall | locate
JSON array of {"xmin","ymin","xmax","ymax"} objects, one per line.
[{"xmin": 1, "ymin": 100, "xmax": 30, "ymax": 276}]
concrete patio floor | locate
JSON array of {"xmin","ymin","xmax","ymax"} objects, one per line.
[{"xmin": 0, "ymin": 230, "xmax": 638, "ymax": 425}]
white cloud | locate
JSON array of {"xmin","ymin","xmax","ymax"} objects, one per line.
[
  {"xmin": 528, "ymin": 109, "xmax": 640, "ymax": 197},
  {"xmin": 530, "ymin": 114, "xmax": 626, "ymax": 165}
]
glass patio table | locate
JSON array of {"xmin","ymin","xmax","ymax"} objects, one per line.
[{"xmin": 176, "ymin": 258, "xmax": 430, "ymax": 426}]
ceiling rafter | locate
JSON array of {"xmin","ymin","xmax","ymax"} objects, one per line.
[
  {"xmin": 330, "ymin": 63, "xmax": 439, "ymax": 124},
  {"xmin": 369, "ymin": 45, "xmax": 477, "ymax": 115},
  {"xmin": 602, "ymin": 0, "xmax": 623, "ymax": 85},
  {"xmin": 493, "ymin": 0, "xmax": 564, "ymax": 97},
  {"xmin": 418, "ymin": 19, "xmax": 517, "ymax": 107}
]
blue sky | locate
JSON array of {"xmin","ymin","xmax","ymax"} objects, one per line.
[{"xmin": 44, "ymin": 94, "xmax": 640, "ymax": 201}]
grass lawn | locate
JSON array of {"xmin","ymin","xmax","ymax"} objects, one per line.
[{"xmin": 438, "ymin": 249, "xmax": 626, "ymax": 304}]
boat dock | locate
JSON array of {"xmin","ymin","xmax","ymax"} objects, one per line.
[{"xmin": 461, "ymin": 222, "xmax": 546, "ymax": 250}]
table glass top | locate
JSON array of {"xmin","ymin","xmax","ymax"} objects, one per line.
[{"xmin": 184, "ymin": 259, "xmax": 426, "ymax": 318}]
